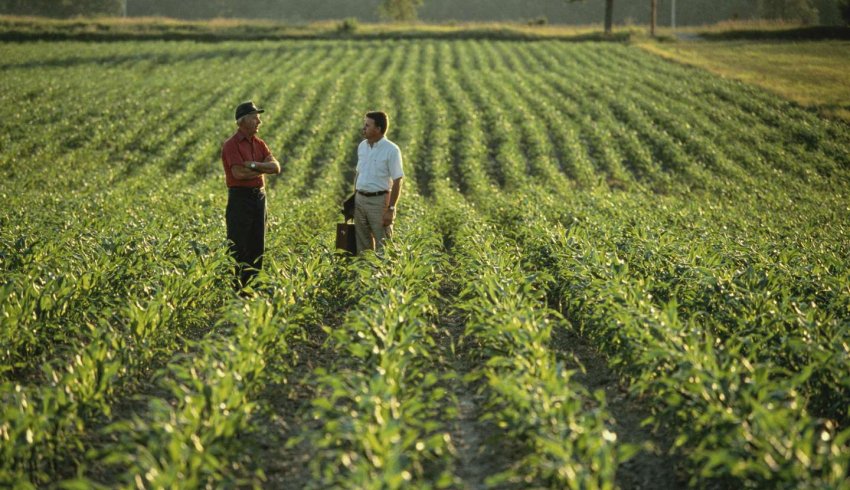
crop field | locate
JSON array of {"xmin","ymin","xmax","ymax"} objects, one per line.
[{"xmin": 1, "ymin": 38, "xmax": 850, "ymax": 488}]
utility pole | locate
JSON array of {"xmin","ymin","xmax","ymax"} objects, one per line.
[
  {"xmin": 671, "ymin": 0, "xmax": 677, "ymax": 30},
  {"xmin": 120, "ymin": 0, "xmax": 127, "ymax": 17},
  {"xmin": 651, "ymin": 0, "xmax": 657, "ymax": 37}
]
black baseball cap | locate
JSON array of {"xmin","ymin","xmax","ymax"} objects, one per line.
[{"xmin": 235, "ymin": 101, "xmax": 264, "ymax": 121}]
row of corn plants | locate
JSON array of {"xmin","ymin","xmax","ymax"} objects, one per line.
[
  {"xmin": 299, "ymin": 196, "xmax": 455, "ymax": 488},
  {"xmin": 416, "ymin": 51, "xmax": 620, "ymax": 475},
  {"xmin": 415, "ymin": 42, "xmax": 454, "ymax": 196},
  {"xmin": 431, "ymin": 42, "xmax": 494, "ymax": 199},
  {"xmin": 617, "ymin": 43, "xmax": 850, "ymax": 175},
  {"xmin": 485, "ymin": 43, "xmax": 600, "ymax": 189},
  {"xmin": 0, "ymin": 175, "xmax": 242, "ymax": 486},
  {"xmin": 538, "ymin": 42, "xmax": 849, "ymax": 190},
  {"xmin": 229, "ymin": 38, "xmax": 433, "ymax": 486},
  {"xmin": 569, "ymin": 45, "xmax": 747, "ymax": 189},
  {"xmin": 437, "ymin": 190, "xmax": 627, "ymax": 489},
  {"xmin": 0, "ymin": 190, "xmax": 234, "ymax": 487},
  {"xmin": 584, "ymin": 48, "xmax": 765, "ymax": 188},
  {"xmin": 94, "ymin": 193, "xmax": 348, "ymax": 488},
  {"xmin": 452, "ymin": 41, "xmax": 531, "ymax": 192},
  {"xmin": 276, "ymin": 43, "xmax": 377, "ymax": 193},
  {"xmin": 475, "ymin": 41, "xmax": 576, "ymax": 197},
  {"xmin": 497, "ymin": 187, "xmax": 850, "ymax": 487},
  {"xmin": 386, "ymin": 41, "xmax": 426, "ymax": 196},
  {"xmin": 86, "ymin": 36, "xmax": 387, "ymax": 486},
  {"xmin": 423, "ymin": 45, "xmax": 630, "ymax": 486},
  {"xmin": 0, "ymin": 40, "xmax": 354, "ymax": 487},
  {"xmin": 3, "ymin": 38, "xmax": 850, "ymax": 488},
  {"xmin": 0, "ymin": 39, "xmax": 323, "ymax": 368},
  {"xmin": 164, "ymin": 45, "xmax": 384, "ymax": 479},
  {"xmin": 317, "ymin": 40, "xmax": 452, "ymax": 481},
  {"xmin": 521, "ymin": 42, "xmax": 710, "ymax": 192},
  {"xmin": 444, "ymin": 40, "xmax": 850, "ymax": 485},
  {"xmin": 470, "ymin": 50, "xmax": 850, "ymax": 418},
  {"xmin": 0, "ymin": 41, "xmax": 301, "ymax": 380}
]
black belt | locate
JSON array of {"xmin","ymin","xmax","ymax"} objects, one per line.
[
  {"xmin": 229, "ymin": 187, "xmax": 265, "ymax": 195},
  {"xmin": 357, "ymin": 189, "xmax": 388, "ymax": 197}
]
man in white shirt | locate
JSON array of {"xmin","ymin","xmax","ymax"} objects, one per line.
[{"xmin": 353, "ymin": 111, "xmax": 404, "ymax": 253}]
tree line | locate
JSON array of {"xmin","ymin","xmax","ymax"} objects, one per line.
[{"xmin": 1, "ymin": 0, "xmax": 848, "ymax": 26}]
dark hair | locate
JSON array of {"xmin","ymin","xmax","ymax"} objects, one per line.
[{"xmin": 366, "ymin": 111, "xmax": 389, "ymax": 135}]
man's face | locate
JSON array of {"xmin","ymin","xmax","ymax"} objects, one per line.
[
  {"xmin": 239, "ymin": 113, "xmax": 262, "ymax": 136},
  {"xmin": 362, "ymin": 117, "xmax": 381, "ymax": 141}
]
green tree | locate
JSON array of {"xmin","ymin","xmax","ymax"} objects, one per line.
[
  {"xmin": 379, "ymin": 0, "xmax": 424, "ymax": 21},
  {"xmin": 564, "ymin": 0, "xmax": 614, "ymax": 35},
  {"xmin": 755, "ymin": 0, "xmax": 820, "ymax": 23},
  {"xmin": 841, "ymin": 0, "xmax": 850, "ymax": 23},
  {"xmin": 0, "ymin": 0, "xmax": 121, "ymax": 17}
]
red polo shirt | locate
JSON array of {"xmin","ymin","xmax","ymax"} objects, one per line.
[{"xmin": 221, "ymin": 130, "xmax": 272, "ymax": 188}]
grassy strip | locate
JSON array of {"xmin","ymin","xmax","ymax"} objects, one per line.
[
  {"xmin": 637, "ymin": 40, "xmax": 850, "ymax": 123},
  {"xmin": 697, "ymin": 25, "xmax": 850, "ymax": 41},
  {"xmin": 643, "ymin": 20, "xmax": 850, "ymax": 41},
  {"xmin": 4, "ymin": 16, "xmax": 844, "ymax": 43}
]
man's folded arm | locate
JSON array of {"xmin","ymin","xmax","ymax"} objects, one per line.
[
  {"xmin": 262, "ymin": 154, "xmax": 281, "ymax": 174},
  {"xmin": 230, "ymin": 163, "xmax": 261, "ymax": 180},
  {"xmin": 229, "ymin": 159, "xmax": 279, "ymax": 179}
]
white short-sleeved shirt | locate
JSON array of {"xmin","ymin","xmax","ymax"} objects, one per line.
[{"xmin": 355, "ymin": 137, "xmax": 404, "ymax": 192}]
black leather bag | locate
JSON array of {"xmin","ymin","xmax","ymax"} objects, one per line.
[
  {"xmin": 336, "ymin": 222, "xmax": 356, "ymax": 254},
  {"xmin": 336, "ymin": 193, "xmax": 357, "ymax": 254}
]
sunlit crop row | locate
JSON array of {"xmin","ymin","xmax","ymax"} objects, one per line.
[{"xmin": 446, "ymin": 193, "xmax": 625, "ymax": 488}]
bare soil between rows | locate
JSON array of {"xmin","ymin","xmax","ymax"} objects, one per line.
[
  {"xmin": 241, "ymin": 292, "xmax": 687, "ymax": 489},
  {"xmin": 550, "ymin": 325, "xmax": 687, "ymax": 489},
  {"xmin": 436, "ymin": 303, "xmax": 525, "ymax": 490},
  {"xmin": 243, "ymin": 322, "xmax": 333, "ymax": 489}
]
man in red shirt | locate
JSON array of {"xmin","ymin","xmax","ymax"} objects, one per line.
[{"xmin": 221, "ymin": 101, "xmax": 280, "ymax": 290}]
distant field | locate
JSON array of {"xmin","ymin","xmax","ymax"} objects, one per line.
[
  {"xmin": 1, "ymin": 38, "xmax": 849, "ymax": 488},
  {"xmin": 639, "ymin": 40, "xmax": 850, "ymax": 122},
  {"xmin": 0, "ymin": 15, "xmax": 627, "ymax": 41}
]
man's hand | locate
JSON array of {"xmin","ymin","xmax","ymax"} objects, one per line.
[
  {"xmin": 382, "ymin": 208, "xmax": 395, "ymax": 227},
  {"xmin": 262, "ymin": 155, "xmax": 282, "ymax": 174}
]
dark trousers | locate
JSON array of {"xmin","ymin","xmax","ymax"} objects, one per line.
[{"xmin": 226, "ymin": 187, "xmax": 266, "ymax": 289}]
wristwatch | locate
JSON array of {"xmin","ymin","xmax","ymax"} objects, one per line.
[
  {"xmin": 249, "ymin": 163, "xmax": 257, "ymax": 170},
  {"xmin": 388, "ymin": 205, "xmax": 396, "ymax": 211}
]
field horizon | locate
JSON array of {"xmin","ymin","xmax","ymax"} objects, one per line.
[{"xmin": 2, "ymin": 14, "xmax": 848, "ymax": 42}]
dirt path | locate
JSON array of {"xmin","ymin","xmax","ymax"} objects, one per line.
[
  {"xmin": 239, "ymin": 279, "xmax": 683, "ymax": 488},
  {"xmin": 243, "ymin": 323, "xmax": 333, "ymax": 489},
  {"xmin": 438, "ymin": 302, "xmax": 519, "ymax": 489},
  {"xmin": 550, "ymin": 325, "xmax": 686, "ymax": 489}
]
